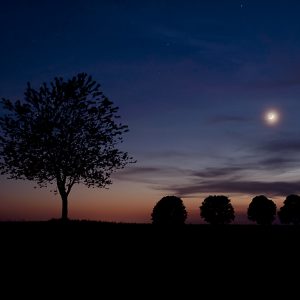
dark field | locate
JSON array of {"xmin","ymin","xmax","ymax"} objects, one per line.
[
  {"xmin": 1, "ymin": 221, "xmax": 299, "ymax": 295},
  {"xmin": 2, "ymin": 221, "xmax": 300, "ymax": 253}
]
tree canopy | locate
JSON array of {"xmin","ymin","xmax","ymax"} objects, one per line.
[
  {"xmin": 247, "ymin": 195, "xmax": 276, "ymax": 225},
  {"xmin": 200, "ymin": 195, "xmax": 235, "ymax": 224},
  {"xmin": 0, "ymin": 73, "xmax": 133, "ymax": 220},
  {"xmin": 278, "ymin": 194, "xmax": 300, "ymax": 225},
  {"xmin": 151, "ymin": 196, "xmax": 187, "ymax": 225}
]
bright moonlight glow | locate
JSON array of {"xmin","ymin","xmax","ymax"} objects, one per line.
[{"xmin": 265, "ymin": 110, "xmax": 279, "ymax": 125}]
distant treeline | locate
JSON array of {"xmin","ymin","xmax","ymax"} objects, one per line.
[{"xmin": 151, "ymin": 194, "xmax": 300, "ymax": 225}]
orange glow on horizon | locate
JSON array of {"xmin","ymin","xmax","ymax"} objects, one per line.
[{"xmin": 0, "ymin": 177, "xmax": 286, "ymax": 224}]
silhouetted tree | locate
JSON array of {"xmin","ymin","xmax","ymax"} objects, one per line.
[
  {"xmin": 200, "ymin": 195, "xmax": 235, "ymax": 224},
  {"xmin": 151, "ymin": 196, "xmax": 187, "ymax": 225},
  {"xmin": 247, "ymin": 195, "xmax": 276, "ymax": 225},
  {"xmin": 0, "ymin": 73, "xmax": 134, "ymax": 220},
  {"xmin": 278, "ymin": 194, "xmax": 300, "ymax": 225}
]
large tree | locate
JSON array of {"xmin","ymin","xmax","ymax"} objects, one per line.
[{"xmin": 0, "ymin": 73, "xmax": 133, "ymax": 220}]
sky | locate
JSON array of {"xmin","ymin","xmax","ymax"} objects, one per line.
[{"xmin": 1, "ymin": 0, "xmax": 300, "ymax": 223}]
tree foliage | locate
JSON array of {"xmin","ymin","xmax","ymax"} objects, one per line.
[
  {"xmin": 0, "ymin": 73, "xmax": 133, "ymax": 219},
  {"xmin": 200, "ymin": 195, "xmax": 235, "ymax": 224},
  {"xmin": 247, "ymin": 195, "xmax": 276, "ymax": 225},
  {"xmin": 278, "ymin": 194, "xmax": 300, "ymax": 225},
  {"xmin": 151, "ymin": 196, "xmax": 187, "ymax": 225}
]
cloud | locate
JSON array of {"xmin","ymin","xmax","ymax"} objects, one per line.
[
  {"xmin": 260, "ymin": 139, "xmax": 300, "ymax": 155},
  {"xmin": 162, "ymin": 180, "xmax": 300, "ymax": 198},
  {"xmin": 115, "ymin": 145, "xmax": 300, "ymax": 198},
  {"xmin": 114, "ymin": 166, "xmax": 187, "ymax": 183},
  {"xmin": 259, "ymin": 157, "xmax": 298, "ymax": 168},
  {"xmin": 154, "ymin": 25, "xmax": 239, "ymax": 60},
  {"xmin": 141, "ymin": 150, "xmax": 196, "ymax": 159},
  {"xmin": 146, "ymin": 158, "xmax": 300, "ymax": 197},
  {"xmin": 116, "ymin": 165, "xmax": 245, "ymax": 182},
  {"xmin": 207, "ymin": 115, "xmax": 251, "ymax": 124},
  {"xmin": 116, "ymin": 167, "xmax": 163, "ymax": 176},
  {"xmin": 191, "ymin": 167, "xmax": 244, "ymax": 178}
]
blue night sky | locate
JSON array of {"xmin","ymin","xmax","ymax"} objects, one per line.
[{"xmin": 1, "ymin": 0, "xmax": 300, "ymax": 223}]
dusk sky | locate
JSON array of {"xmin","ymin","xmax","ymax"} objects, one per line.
[{"xmin": 1, "ymin": 0, "xmax": 300, "ymax": 223}]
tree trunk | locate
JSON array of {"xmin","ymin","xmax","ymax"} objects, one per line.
[
  {"xmin": 61, "ymin": 193, "xmax": 68, "ymax": 220},
  {"xmin": 57, "ymin": 179, "xmax": 72, "ymax": 221},
  {"xmin": 58, "ymin": 186, "xmax": 68, "ymax": 221}
]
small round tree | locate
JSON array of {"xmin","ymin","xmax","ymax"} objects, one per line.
[
  {"xmin": 151, "ymin": 196, "xmax": 187, "ymax": 225},
  {"xmin": 247, "ymin": 195, "xmax": 276, "ymax": 225},
  {"xmin": 200, "ymin": 195, "xmax": 235, "ymax": 224},
  {"xmin": 278, "ymin": 194, "xmax": 300, "ymax": 225}
]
